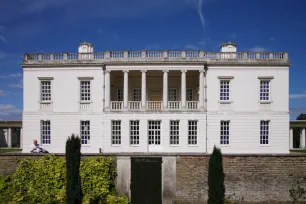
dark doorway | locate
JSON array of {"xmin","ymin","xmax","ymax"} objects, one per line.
[{"xmin": 131, "ymin": 157, "xmax": 162, "ymax": 204}]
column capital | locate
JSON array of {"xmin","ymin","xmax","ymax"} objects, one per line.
[
  {"xmin": 162, "ymin": 69, "xmax": 169, "ymax": 73},
  {"xmin": 140, "ymin": 69, "xmax": 147, "ymax": 73},
  {"xmin": 105, "ymin": 70, "xmax": 111, "ymax": 73},
  {"xmin": 199, "ymin": 69, "xmax": 205, "ymax": 73},
  {"xmin": 122, "ymin": 70, "xmax": 129, "ymax": 73},
  {"xmin": 181, "ymin": 69, "xmax": 187, "ymax": 73}
]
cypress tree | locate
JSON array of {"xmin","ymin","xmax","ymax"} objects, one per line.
[
  {"xmin": 208, "ymin": 146, "xmax": 225, "ymax": 204},
  {"xmin": 66, "ymin": 134, "xmax": 82, "ymax": 204}
]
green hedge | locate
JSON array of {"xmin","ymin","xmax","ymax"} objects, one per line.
[{"xmin": 0, "ymin": 155, "xmax": 128, "ymax": 204}]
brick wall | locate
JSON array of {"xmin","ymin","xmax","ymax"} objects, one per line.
[{"xmin": 175, "ymin": 155, "xmax": 306, "ymax": 203}]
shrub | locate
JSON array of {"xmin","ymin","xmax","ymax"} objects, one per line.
[
  {"xmin": 66, "ymin": 135, "xmax": 82, "ymax": 204},
  {"xmin": 0, "ymin": 155, "xmax": 127, "ymax": 204},
  {"xmin": 208, "ymin": 146, "xmax": 225, "ymax": 204}
]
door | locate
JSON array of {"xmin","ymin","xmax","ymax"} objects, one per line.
[
  {"xmin": 148, "ymin": 121, "xmax": 161, "ymax": 151},
  {"xmin": 131, "ymin": 157, "xmax": 162, "ymax": 204},
  {"xmin": 150, "ymin": 95, "xmax": 161, "ymax": 101}
]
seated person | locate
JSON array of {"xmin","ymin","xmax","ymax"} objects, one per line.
[{"xmin": 30, "ymin": 140, "xmax": 48, "ymax": 153}]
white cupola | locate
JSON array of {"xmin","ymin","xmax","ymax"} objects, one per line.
[
  {"xmin": 220, "ymin": 42, "xmax": 237, "ymax": 52},
  {"xmin": 78, "ymin": 42, "xmax": 94, "ymax": 53}
]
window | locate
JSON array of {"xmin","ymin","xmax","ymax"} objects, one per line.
[
  {"xmin": 148, "ymin": 121, "xmax": 161, "ymax": 145},
  {"xmin": 41, "ymin": 81, "xmax": 51, "ymax": 101},
  {"xmin": 133, "ymin": 88, "xmax": 141, "ymax": 101},
  {"xmin": 80, "ymin": 81, "xmax": 91, "ymax": 101},
  {"xmin": 168, "ymin": 88, "xmax": 177, "ymax": 101},
  {"xmin": 41, "ymin": 121, "xmax": 51, "ymax": 144},
  {"xmin": 220, "ymin": 121, "xmax": 230, "ymax": 145},
  {"xmin": 260, "ymin": 121, "xmax": 269, "ymax": 145},
  {"xmin": 80, "ymin": 121, "xmax": 90, "ymax": 144},
  {"xmin": 117, "ymin": 88, "xmax": 123, "ymax": 101},
  {"xmin": 170, "ymin": 120, "xmax": 179, "ymax": 145},
  {"xmin": 130, "ymin": 121, "xmax": 139, "ymax": 145},
  {"xmin": 186, "ymin": 88, "xmax": 193, "ymax": 101},
  {"xmin": 112, "ymin": 121, "xmax": 121, "ymax": 145},
  {"xmin": 220, "ymin": 80, "xmax": 230, "ymax": 101},
  {"xmin": 260, "ymin": 80, "xmax": 270, "ymax": 101},
  {"xmin": 188, "ymin": 121, "xmax": 197, "ymax": 145}
]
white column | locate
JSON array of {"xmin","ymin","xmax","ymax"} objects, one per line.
[
  {"xmin": 104, "ymin": 70, "xmax": 111, "ymax": 110},
  {"xmin": 123, "ymin": 70, "xmax": 129, "ymax": 109},
  {"xmin": 163, "ymin": 69, "xmax": 169, "ymax": 109},
  {"xmin": 101, "ymin": 68, "xmax": 105, "ymax": 110},
  {"xmin": 7, "ymin": 127, "xmax": 12, "ymax": 148},
  {"xmin": 199, "ymin": 70, "xmax": 204, "ymax": 109},
  {"xmin": 290, "ymin": 128, "xmax": 293, "ymax": 149},
  {"xmin": 300, "ymin": 128, "xmax": 306, "ymax": 149},
  {"xmin": 181, "ymin": 69, "xmax": 187, "ymax": 108},
  {"xmin": 141, "ymin": 70, "xmax": 147, "ymax": 109}
]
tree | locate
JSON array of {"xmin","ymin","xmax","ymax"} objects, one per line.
[
  {"xmin": 208, "ymin": 146, "xmax": 225, "ymax": 204},
  {"xmin": 66, "ymin": 134, "xmax": 83, "ymax": 204}
]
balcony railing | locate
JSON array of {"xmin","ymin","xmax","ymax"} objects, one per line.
[
  {"xmin": 128, "ymin": 101, "xmax": 141, "ymax": 110},
  {"xmin": 147, "ymin": 101, "xmax": 162, "ymax": 110},
  {"xmin": 111, "ymin": 101, "xmax": 123, "ymax": 111},
  {"xmin": 23, "ymin": 50, "xmax": 289, "ymax": 64},
  {"xmin": 168, "ymin": 101, "xmax": 181, "ymax": 110},
  {"xmin": 186, "ymin": 101, "xmax": 199, "ymax": 110}
]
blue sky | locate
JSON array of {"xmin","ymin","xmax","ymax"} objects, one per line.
[{"xmin": 0, "ymin": 0, "xmax": 305, "ymax": 120}]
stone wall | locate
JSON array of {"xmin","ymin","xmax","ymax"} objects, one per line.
[
  {"xmin": 0, "ymin": 153, "xmax": 306, "ymax": 203},
  {"xmin": 175, "ymin": 155, "xmax": 306, "ymax": 203}
]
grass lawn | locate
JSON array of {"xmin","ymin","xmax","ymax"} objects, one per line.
[
  {"xmin": 0, "ymin": 148, "xmax": 22, "ymax": 153},
  {"xmin": 290, "ymin": 149, "xmax": 306, "ymax": 153}
]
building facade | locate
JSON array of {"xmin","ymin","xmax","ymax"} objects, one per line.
[{"xmin": 22, "ymin": 42, "xmax": 290, "ymax": 154}]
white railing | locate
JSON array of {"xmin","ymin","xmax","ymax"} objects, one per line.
[
  {"xmin": 186, "ymin": 101, "xmax": 199, "ymax": 110},
  {"xmin": 168, "ymin": 101, "xmax": 181, "ymax": 110},
  {"xmin": 79, "ymin": 102, "xmax": 92, "ymax": 110},
  {"xmin": 128, "ymin": 101, "xmax": 141, "ymax": 110},
  {"xmin": 147, "ymin": 101, "xmax": 162, "ymax": 110},
  {"xmin": 111, "ymin": 101, "xmax": 123, "ymax": 110},
  {"xmin": 24, "ymin": 51, "xmax": 289, "ymax": 63},
  {"xmin": 40, "ymin": 102, "xmax": 52, "ymax": 110}
]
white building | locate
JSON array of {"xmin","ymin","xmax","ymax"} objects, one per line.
[{"xmin": 22, "ymin": 42, "xmax": 290, "ymax": 154}]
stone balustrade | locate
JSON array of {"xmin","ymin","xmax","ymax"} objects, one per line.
[{"xmin": 23, "ymin": 50, "xmax": 289, "ymax": 65}]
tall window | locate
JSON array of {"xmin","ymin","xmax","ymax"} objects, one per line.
[
  {"xmin": 260, "ymin": 80, "xmax": 270, "ymax": 101},
  {"xmin": 80, "ymin": 81, "xmax": 91, "ymax": 101},
  {"xmin": 168, "ymin": 88, "xmax": 177, "ymax": 101},
  {"xmin": 133, "ymin": 88, "xmax": 141, "ymax": 101},
  {"xmin": 117, "ymin": 88, "xmax": 123, "ymax": 101},
  {"xmin": 130, "ymin": 121, "xmax": 140, "ymax": 145},
  {"xmin": 112, "ymin": 121, "xmax": 121, "ymax": 145},
  {"xmin": 41, "ymin": 120, "xmax": 51, "ymax": 144},
  {"xmin": 80, "ymin": 121, "xmax": 90, "ymax": 144},
  {"xmin": 260, "ymin": 121, "xmax": 269, "ymax": 145},
  {"xmin": 170, "ymin": 120, "xmax": 179, "ymax": 145},
  {"xmin": 148, "ymin": 121, "xmax": 161, "ymax": 145},
  {"xmin": 220, "ymin": 80, "xmax": 230, "ymax": 101},
  {"xmin": 186, "ymin": 88, "xmax": 193, "ymax": 101},
  {"xmin": 220, "ymin": 121, "xmax": 230, "ymax": 145},
  {"xmin": 188, "ymin": 121, "xmax": 198, "ymax": 145},
  {"xmin": 41, "ymin": 81, "xmax": 51, "ymax": 101}
]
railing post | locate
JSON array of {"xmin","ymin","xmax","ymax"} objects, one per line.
[
  {"xmin": 256, "ymin": 53, "xmax": 260, "ymax": 59},
  {"xmin": 163, "ymin": 50, "xmax": 168, "ymax": 58},
  {"xmin": 269, "ymin": 53, "xmax": 273, "ymax": 59},
  {"xmin": 104, "ymin": 51, "xmax": 110, "ymax": 59},
  {"xmin": 24, "ymin": 54, "xmax": 28, "ymax": 61},
  {"xmin": 181, "ymin": 50, "xmax": 186, "ymax": 58},
  {"xmin": 124, "ymin": 51, "xmax": 128, "ymax": 58},
  {"xmin": 216, "ymin": 53, "xmax": 221, "ymax": 59},
  {"xmin": 242, "ymin": 52, "xmax": 247, "ymax": 59},
  {"xmin": 199, "ymin": 51, "xmax": 204, "ymax": 58},
  {"xmin": 141, "ymin": 50, "xmax": 146, "ymax": 58},
  {"xmin": 284, "ymin": 52, "xmax": 288, "ymax": 60},
  {"xmin": 38, "ymin": 54, "xmax": 42, "ymax": 61},
  {"xmin": 63, "ymin": 53, "xmax": 68, "ymax": 60},
  {"xmin": 50, "ymin": 53, "xmax": 54, "ymax": 60}
]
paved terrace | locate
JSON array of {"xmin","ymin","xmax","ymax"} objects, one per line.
[{"xmin": 22, "ymin": 50, "xmax": 290, "ymax": 66}]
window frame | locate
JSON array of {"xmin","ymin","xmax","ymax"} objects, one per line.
[
  {"xmin": 168, "ymin": 88, "xmax": 177, "ymax": 101},
  {"xmin": 148, "ymin": 120, "xmax": 161, "ymax": 145},
  {"xmin": 220, "ymin": 120, "xmax": 230, "ymax": 146},
  {"xmin": 111, "ymin": 120, "xmax": 122, "ymax": 146},
  {"xmin": 80, "ymin": 120, "xmax": 90, "ymax": 145},
  {"xmin": 117, "ymin": 88, "xmax": 124, "ymax": 101},
  {"xmin": 133, "ymin": 88, "xmax": 141, "ymax": 101},
  {"xmin": 40, "ymin": 80, "xmax": 52, "ymax": 102},
  {"xmin": 188, "ymin": 120, "xmax": 198, "ymax": 146},
  {"xmin": 219, "ymin": 80, "xmax": 230, "ymax": 102},
  {"xmin": 259, "ymin": 80, "xmax": 271, "ymax": 102},
  {"xmin": 260, "ymin": 120, "xmax": 270, "ymax": 146},
  {"xmin": 170, "ymin": 120, "xmax": 180, "ymax": 146},
  {"xmin": 186, "ymin": 88, "xmax": 193, "ymax": 101},
  {"xmin": 41, "ymin": 120, "xmax": 51, "ymax": 145},
  {"xmin": 80, "ymin": 80, "xmax": 91, "ymax": 102},
  {"xmin": 130, "ymin": 120, "xmax": 140, "ymax": 146}
]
